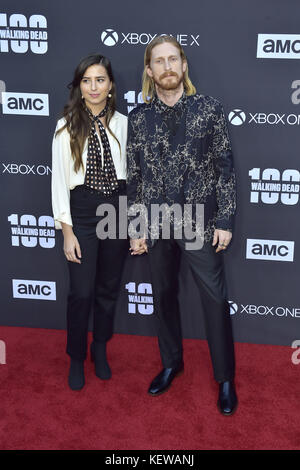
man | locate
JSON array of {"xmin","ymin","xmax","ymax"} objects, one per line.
[{"xmin": 127, "ymin": 35, "xmax": 237, "ymax": 415}]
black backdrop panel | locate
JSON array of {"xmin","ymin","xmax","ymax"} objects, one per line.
[{"xmin": 0, "ymin": 0, "xmax": 299, "ymax": 346}]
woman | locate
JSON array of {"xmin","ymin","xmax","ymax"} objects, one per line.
[{"xmin": 52, "ymin": 54, "xmax": 128, "ymax": 390}]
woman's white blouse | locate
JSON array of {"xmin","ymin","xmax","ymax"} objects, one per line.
[{"xmin": 51, "ymin": 111, "xmax": 127, "ymax": 229}]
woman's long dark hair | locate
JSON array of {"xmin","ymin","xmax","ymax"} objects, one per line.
[{"xmin": 56, "ymin": 54, "xmax": 120, "ymax": 173}]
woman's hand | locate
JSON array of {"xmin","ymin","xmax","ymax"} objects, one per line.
[{"xmin": 61, "ymin": 223, "xmax": 82, "ymax": 263}]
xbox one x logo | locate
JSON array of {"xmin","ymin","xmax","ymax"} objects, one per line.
[
  {"xmin": 228, "ymin": 109, "xmax": 246, "ymax": 126},
  {"xmin": 229, "ymin": 301, "xmax": 238, "ymax": 315},
  {"xmin": 101, "ymin": 29, "xmax": 119, "ymax": 46}
]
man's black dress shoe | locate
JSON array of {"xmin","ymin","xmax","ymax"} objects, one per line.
[
  {"xmin": 148, "ymin": 362, "xmax": 184, "ymax": 396},
  {"xmin": 217, "ymin": 380, "xmax": 238, "ymax": 416}
]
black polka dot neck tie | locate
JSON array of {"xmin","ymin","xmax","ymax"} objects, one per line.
[{"xmin": 84, "ymin": 104, "xmax": 119, "ymax": 195}]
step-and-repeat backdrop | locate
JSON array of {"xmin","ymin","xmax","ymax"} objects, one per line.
[{"xmin": 1, "ymin": 0, "xmax": 299, "ymax": 345}]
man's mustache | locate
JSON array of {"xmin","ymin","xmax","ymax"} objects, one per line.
[{"xmin": 159, "ymin": 71, "xmax": 179, "ymax": 80}]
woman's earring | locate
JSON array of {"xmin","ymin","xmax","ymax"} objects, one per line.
[{"xmin": 108, "ymin": 93, "xmax": 112, "ymax": 98}]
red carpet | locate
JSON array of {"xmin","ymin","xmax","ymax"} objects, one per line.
[{"xmin": 0, "ymin": 326, "xmax": 299, "ymax": 450}]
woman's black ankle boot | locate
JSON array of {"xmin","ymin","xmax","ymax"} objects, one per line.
[
  {"xmin": 68, "ymin": 358, "xmax": 85, "ymax": 390},
  {"xmin": 90, "ymin": 341, "xmax": 111, "ymax": 380}
]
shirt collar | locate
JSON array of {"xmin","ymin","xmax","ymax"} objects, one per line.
[{"xmin": 153, "ymin": 91, "xmax": 187, "ymax": 115}]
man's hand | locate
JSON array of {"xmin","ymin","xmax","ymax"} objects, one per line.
[
  {"xmin": 129, "ymin": 239, "xmax": 148, "ymax": 255},
  {"xmin": 212, "ymin": 229, "xmax": 232, "ymax": 253}
]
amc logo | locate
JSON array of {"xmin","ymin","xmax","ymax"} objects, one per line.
[
  {"xmin": 246, "ymin": 239, "xmax": 294, "ymax": 262},
  {"xmin": 12, "ymin": 280, "xmax": 56, "ymax": 300},
  {"xmin": 2, "ymin": 92, "xmax": 49, "ymax": 116}
]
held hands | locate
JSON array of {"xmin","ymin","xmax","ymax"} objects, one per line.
[
  {"xmin": 212, "ymin": 229, "xmax": 232, "ymax": 253},
  {"xmin": 129, "ymin": 238, "xmax": 148, "ymax": 256},
  {"xmin": 129, "ymin": 231, "xmax": 232, "ymax": 255},
  {"xmin": 62, "ymin": 224, "xmax": 82, "ymax": 263}
]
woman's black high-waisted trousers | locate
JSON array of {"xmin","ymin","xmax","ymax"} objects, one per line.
[{"xmin": 66, "ymin": 183, "xmax": 128, "ymax": 360}]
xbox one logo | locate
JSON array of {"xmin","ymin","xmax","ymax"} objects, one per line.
[
  {"xmin": 228, "ymin": 109, "xmax": 246, "ymax": 126},
  {"xmin": 229, "ymin": 301, "xmax": 238, "ymax": 315},
  {"xmin": 101, "ymin": 29, "xmax": 119, "ymax": 46}
]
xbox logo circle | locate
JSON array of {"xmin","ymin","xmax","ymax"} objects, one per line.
[
  {"xmin": 101, "ymin": 29, "xmax": 119, "ymax": 46},
  {"xmin": 228, "ymin": 109, "xmax": 246, "ymax": 126},
  {"xmin": 228, "ymin": 301, "xmax": 238, "ymax": 315}
]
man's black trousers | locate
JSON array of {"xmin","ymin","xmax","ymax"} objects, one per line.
[{"xmin": 147, "ymin": 238, "xmax": 235, "ymax": 382}]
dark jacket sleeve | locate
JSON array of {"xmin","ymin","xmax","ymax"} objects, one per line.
[
  {"xmin": 126, "ymin": 111, "xmax": 143, "ymax": 205},
  {"xmin": 126, "ymin": 111, "xmax": 144, "ymax": 237},
  {"xmin": 211, "ymin": 101, "xmax": 236, "ymax": 231}
]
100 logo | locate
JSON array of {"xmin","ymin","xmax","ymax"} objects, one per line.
[
  {"xmin": 249, "ymin": 168, "xmax": 300, "ymax": 205},
  {"xmin": 8, "ymin": 214, "xmax": 55, "ymax": 248}
]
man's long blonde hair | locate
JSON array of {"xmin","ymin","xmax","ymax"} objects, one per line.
[{"xmin": 142, "ymin": 35, "xmax": 196, "ymax": 104}]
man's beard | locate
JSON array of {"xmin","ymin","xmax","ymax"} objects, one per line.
[{"xmin": 154, "ymin": 71, "xmax": 184, "ymax": 91}]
